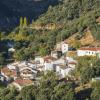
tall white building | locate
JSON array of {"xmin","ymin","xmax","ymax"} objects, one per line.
[
  {"xmin": 56, "ymin": 64, "xmax": 75, "ymax": 78},
  {"xmin": 56, "ymin": 41, "xmax": 69, "ymax": 54},
  {"xmin": 61, "ymin": 42, "xmax": 69, "ymax": 54}
]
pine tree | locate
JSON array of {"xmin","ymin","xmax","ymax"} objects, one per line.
[
  {"xmin": 20, "ymin": 17, "xmax": 23, "ymax": 28},
  {"xmin": 23, "ymin": 17, "xmax": 27, "ymax": 27}
]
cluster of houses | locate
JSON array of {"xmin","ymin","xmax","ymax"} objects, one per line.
[
  {"xmin": 1, "ymin": 41, "xmax": 100, "ymax": 90},
  {"xmin": 0, "ymin": 56, "xmax": 76, "ymax": 90},
  {"xmin": 0, "ymin": 61, "xmax": 37, "ymax": 90}
]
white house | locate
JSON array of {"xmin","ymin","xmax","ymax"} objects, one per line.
[
  {"xmin": 43, "ymin": 56, "xmax": 57, "ymax": 71},
  {"xmin": 53, "ymin": 57, "xmax": 67, "ymax": 65},
  {"xmin": 7, "ymin": 61, "xmax": 37, "ymax": 70},
  {"xmin": 7, "ymin": 62, "xmax": 19, "ymax": 70},
  {"xmin": 68, "ymin": 61, "xmax": 77, "ymax": 69},
  {"xmin": 35, "ymin": 56, "xmax": 44, "ymax": 65},
  {"xmin": 6, "ymin": 61, "xmax": 37, "ymax": 80},
  {"xmin": 77, "ymin": 47, "xmax": 100, "ymax": 57},
  {"xmin": 92, "ymin": 77, "xmax": 100, "ymax": 82},
  {"xmin": 20, "ymin": 67, "xmax": 37, "ymax": 79},
  {"xmin": 44, "ymin": 61, "xmax": 54, "ymax": 71},
  {"xmin": 61, "ymin": 42, "xmax": 69, "ymax": 54},
  {"xmin": 55, "ymin": 42, "xmax": 69, "ymax": 54},
  {"xmin": 42, "ymin": 56, "xmax": 70, "ymax": 72},
  {"xmin": 37, "ymin": 65, "xmax": 44, "ymax": 72},
  {"xmin": 56, "ymin": 64, "xmax": 74, "ymax": 78},
  {"xmin": 8, "ymin": 48, "xmax": 15, "ymax": 52}
]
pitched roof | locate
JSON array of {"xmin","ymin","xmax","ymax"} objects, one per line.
[
  {"xmin": 1, "ymin": 67, "xmax": 17, "ymax": 77},
  {"xmin": 13, "ymin": 79, "xmax": 33, "ymax": 86},
  {"xmin": 79, "ymin": 47, "xmax": 100, "ymax": 51},
  {"xmin": 68, "ymin": 61, "xmax": 77, "ymax": 65},
  {"xmin": 43, "ymin": 56, "xmax": 57, "ymax": 62}
]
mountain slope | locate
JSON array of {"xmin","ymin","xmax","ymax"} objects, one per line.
[
  {"xmin": 1, "ymin": 0, "xmax": 100, "ymax": 57},
  {"xmin": 0, "ymin": 0, "xmax": 59, "ymax": 31},
  {"xmin": 33, "ymin": 0, "xmax": 100, "ymax": 39}
]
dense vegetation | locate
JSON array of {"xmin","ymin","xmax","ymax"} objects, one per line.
[
  {"xmin": 0, "ymin": 71, "xmax": 100, "ymax": 100},
  {"xmin": 0, "ymin": 0, "xmax": 100, "ymax": 62},
  {"xmin": 75, "ymin": 56, "xmax": 100, "ymax": 84},
  {"xmin": 34, "ymin": 0, "xmax": 100, "ymax": 39},
  {"xmin": 0, "ymin": 1, "xmax": 100, "ymax": 99},
  {"xmin": 0, "ymin": 72, "xmax": 76, "ymax": 100}
]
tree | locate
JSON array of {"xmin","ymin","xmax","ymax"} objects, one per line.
[
  {"xmin": 17, "ymin": 85, "xmax": 37, "ymax": 100},
  {"xmin": 51, "ymin": 82, "xmax": 75, "ymax": 100},
  {"xmin": 37, "ymin": 71, "xmax": 58, "ymax": 100},
  {"xmin": 0, "ymin": 81, "xmax": 6, "ymax": 90},
  {"xmin": 76, "ymin": 57, "xmax": 100, "ymax": 83},
  {"xmin": 0, "ymin": 53, "xmax": 5, "ymax": 66},
  {"xmin": 23, "ymin": 17, "xmax": 27, "ymax": 28},
  {"xmin": 13, "ymin": 48, "xmax": 26, "ymax": 61},
  {"xmin": 81, "ymin": 67, "xmax": 95, "ymax": 84},
  {"xmin": 20, "ymin": 17, "xmax": 23, "ymax": 28},
  {"xmin": 37, "ymin": 71, "xmax": 76, "ymax": 100},
  {"xmin": 91, "ymin": 82, "xmax": 100, "ymax": 100},
  {"xmin": 14, "ymin": 41, "xmax": 22, "ymax": 49},
  {"xmin": 39, "ymin": 47, "xmax": 47, "ymax": 56},
  {"xmin": 0, "ymin": 87, "xmax": 18, "ymax": 100}
]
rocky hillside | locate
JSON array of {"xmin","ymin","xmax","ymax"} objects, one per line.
[{"xmin": 65, "ymin": 28, "xmax": 95, "ymax": 47}]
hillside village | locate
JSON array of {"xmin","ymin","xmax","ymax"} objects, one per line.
[
  {"xmin": 1, "ymin": 39, "xmax": 100, "ymax": 91},
  {"xmin": 0, "ymin": 0, "xmax": 100, "ymax": 99}
]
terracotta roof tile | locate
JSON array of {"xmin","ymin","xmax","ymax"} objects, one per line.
[
  {"xmin": 14, "ymin": 79, "xmax": 33, "ymax": 86},
  {"xmin": 43, "ymin": 56, "xmax": 57, "ymax": 61},
  {"xmin": 68, "ymin": 61, "xmax": 77, "ymax": 65},
  {"xmin": 79, "ymin": 47, "xmax": 100, "ymax": 51},
  {"xmin": 1, "ymin": 67, "xmax": 17, "ymax": 77}
]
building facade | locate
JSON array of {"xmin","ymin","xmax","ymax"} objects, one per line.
[{"xmin": 77, "ymin": 47, "xmax": 100, "ymax": 57}]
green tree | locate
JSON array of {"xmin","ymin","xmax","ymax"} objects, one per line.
[
  {"xmin": 23, "ymin": 17, "xmax": 27, "ymax": 28},
  {"xmin": 91, "ymin": 82, "xmax": 100, "ymax": 100},
  {"xmin": 0, "ymin": 53, "xmax": 5, "ymax": 66},
  {"xmin": 13, "ymin": 48, "xmax": 26, "ymax": 61},
  {"xmin": 17, "ymin": 85, "xmax": 37, "ymax": 100},
  {"xmin": 37, "ymin": 71, "xmax": 75, "ymax": 100},
  {"xmin": 14, "ymin": 41, "xmax": 22, "ymax": 50},
  {"xmin": 81, "ymin": 67, "xmax": 95, "ymax": 84},
  {"xmin": 0, "ymin": 87, "xmax": 18, "ymax": 100},
  {"xmin": 51, "ymin": 82, "xmax": 75, "ymax": 100},
  {"xmin": 39, "ymin": 47, "xmax": 47, "ymax": 56},
  {"xmin": 20, "ymin": 17, "xmax": 23, "ymax": 28}
]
